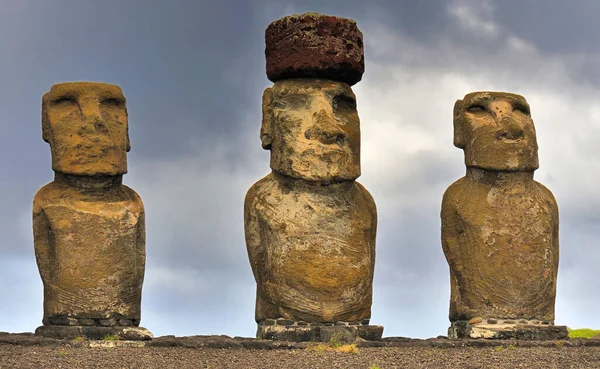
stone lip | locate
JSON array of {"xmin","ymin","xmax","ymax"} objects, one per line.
[
  {"xmin": 34, "ymin": 325, "xmax": 153, "ymax": 341},
  {"xmin": 47, "ymin": 316, "xmax": 138, "ymax": 327},
  {"xmin": 2, "ymin": 332, "xmax": 600, "ymax": 349},
  {"xmin": 448, "ymin": 320, "xmax": 569, "ymax": 340},
  {"xmin": 257, "ymin": 325, "xmax": 383, "ymax": 343},
  {"xmin": 265, "ymin": 12, "xmax": 364, "ymax": 86}
]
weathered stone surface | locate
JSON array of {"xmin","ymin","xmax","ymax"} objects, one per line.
[
  {"xmin": 258, "ymin": 326, "xmax": 319, "ymax": 342},
  {"xmin": 49, "ymin": 316, "xmax": 78, "ymax": 326},
  {"xmin": 247, "ymin": 19, "xmax": 379, "ymax": 336},
  {"xmin": 35, "ymin": 325, "xmax": 82, "ymax": 340},
  {"xmin": 35, "ymin": 325, "xmax": 152, "ymax": 341},
  {"xmin": 265, "ymin": 13, "xmax": 364, "ymax": 86},
  {"xmin": 41, "ymin": 82, "xmax": 130, "ymax": 176},
  {"xmin": 34, "ymin": 82, "xmax": 146, "ymax": 329},
  {"xmin": 358, "ymin": 325, "xmax": 384, "ymax": 341},
  {"xmin": 246, "ymin": 80, "xmax": 376, "ymax": 325},
  {"xmin": 117, "ymin": 327, "xmax": 153, "ymax": 341},
  {"xmin": 257, "ymin": 325, "xmax": 382, "ymax": 343},
  {"xmin": 259, "ymin": 79, "xmax": 362, "ymax": 183},
  {"xmin": 118, "ymin": 319, "xmax": 133, "ymax": 326},
  {"xmin": 468, "ymin": 317, "xmax": 482, "ymax": 325},
  {"xmin": 78, "ymin": 319, "xmax": 96, "ymax": 326},
  {"xmin": 442, "ymin": 92, "xmax": 558, "ymax": 328},
  {"xmin": 276, "ymin": 319, "xmax": 294, "ymax": 326},
  {"xmin": 262, "ymin": 319, "xmax": 276, "ymax": 326},
  {"xmin": 5, "ymin": 332, "xmax": 600, "ymax": 349},
  {"xmin": 448, "ymin": 320, "xmax": 568, "ymax": 340},
  {"xmin": 98, "ymin": 319, "xmax": 116, "ymax": 327},
  {"xmin": 320, "ymin": 326, "xmax": 356, "ymax": 344},
  {"xmin": 238, "ymin": 339, "xmax": 274, "ymax": 350}
]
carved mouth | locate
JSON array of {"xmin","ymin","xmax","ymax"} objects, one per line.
[
  {"xmin": 499, "ymin": 138, "xmax": 525, "ymax": 144},
  {"xmin": 495, "ymin": 131, "xmax": 525, "ymax": 142}
]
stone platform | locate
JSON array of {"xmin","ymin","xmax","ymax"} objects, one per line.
[
  {"xmin": 256, "ymin": 319, "xmax": 383, "ymax": 343},
  {"xmin": 35, "ymin": 325, "xmax": 153, "ymax": 341},
  {"xmin": 3, "ymin": 332, "xmax": 600, "ymax": 349},
  {"xmin": 448, "ymin": 318, "xmax": 569, "ymax": 340}
]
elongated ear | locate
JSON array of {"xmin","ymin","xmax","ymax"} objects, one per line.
[
  {"xmin": 41, "ymin": 95, "xmax": 51, "ymax": 143},
  {"xmin": 453, "ymin": 99, "xmax": 465, "ymax": 149},
  {"xmin": 125, "ymin": 105, "xmax": 131, "ymax": 152},
  {"xmin": 260, "ymin": 88, "xmax": 274, "ymax": 150}
]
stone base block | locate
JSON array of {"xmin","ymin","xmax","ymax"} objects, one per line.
[
  {"xmin": 35, "ymin": 325, "xmax": 153, "ymax": 341},
  {"xmin": 448, "ymin": 318, "xmax": 568, "ymax": 340},
  {"xmin": 257, "ymin": 324, "xmax": 383, "ymax": 342}
]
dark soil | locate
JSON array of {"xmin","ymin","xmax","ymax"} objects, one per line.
[
  {"xmin": 1, "ymin": 333, "xmax": 600, "ymax": 369},
  {"xmin": 2, "ymin": 345, "xmax": 600, "ymax": 369}
]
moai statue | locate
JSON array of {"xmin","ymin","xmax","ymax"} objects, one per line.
[
  {"xmin": 33, "ymin": 82, "xmax": 151, "ymax": 340},
  {"xmin": 441, "ymin": 91, "xmax": 566, "ymax": 339},
  {"xmin": 244, "ymin": 13, "xmax": 381, "ymax": 342}
]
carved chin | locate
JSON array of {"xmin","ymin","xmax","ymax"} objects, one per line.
[
  {"xmin": 51, "ymin": 145, "xmax": 128, "ymax": 175},
  {"xmin": 467, "ymin": 155, "xmax": 539, "ymax": 171},
  {"xmin": 274, "ymin": 158, "xmax": 360, "ymax": 182},
  {"xmin": 53, "ymin": 159, "xmax": 128, "ymax": 176}
]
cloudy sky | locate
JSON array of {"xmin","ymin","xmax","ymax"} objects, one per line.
[{"xmin": 1, "ymin": 0, "xmax": 599, "ymax": 339}]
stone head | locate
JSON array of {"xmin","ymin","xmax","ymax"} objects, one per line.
[
  {"xmin": 42, "ymin": 82, "xmax": 130, "ymax": 176},
  {"xmin": 260, "ymin": 78, "xmax": 361, "ymax": 182},
  {"xmin": 453, "ymin": 91, "xmax": 539, "ymax": 171}
]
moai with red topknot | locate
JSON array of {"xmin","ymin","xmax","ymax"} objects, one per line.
[{"xmin": 244, "ymin": 13, "xmax": 382, "ymax": 342}]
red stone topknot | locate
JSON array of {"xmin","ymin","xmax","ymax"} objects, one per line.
[{"xmin": 265, "ymin": 12, "xmax": 364, "ymax": 86}]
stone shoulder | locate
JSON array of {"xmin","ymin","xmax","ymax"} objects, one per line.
[
  {"xmin": 244, "ymin": 173, "xmax": 278, "ymax": 213},
  {"xmin": 33, "ymin": 182, "xmax": 144, "ymax": 215},
  {"xmin": 32, "ymin": 182, "xmax": 58, "ymax": 215},
  {"xmin": 533, "ymin": 180, "xmax": 557, "ymax": 202},
  {"xmin": 441, "ymin": 177, "xmax": 468, "ymax": 210},
  {"xmin": 533, "ymin": 180, "xmax": 558, "ymax": 212},
  {"xmin": 354, "ymin": 181, "xmax": 376, "ymax": 215},
  {"xmin": 122, "ymin": 184, "xmax": 145, "ymax": 209}
]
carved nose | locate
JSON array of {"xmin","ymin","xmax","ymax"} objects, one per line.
[
  {"xmin": 305, "ymin": 109, "xmax": 346, "ymax": 145},
  {"xmin": 495, "ymin": 117, "xmax": 524, "ymax": 140},
  {"xmin": 80, "ymin": 99, "xmax": 107, "ymax": 132}
]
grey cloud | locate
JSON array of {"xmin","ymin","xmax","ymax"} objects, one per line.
[{"xmin": 490, "ymin": 0, "xmax": 600, "ymax": 54}]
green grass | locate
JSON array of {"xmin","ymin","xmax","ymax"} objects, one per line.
[
  {"xmin": 103, "ymin": 334, "xmax": 119, "ymax": 341},
  {"xmin": 568, "ymin": 328, "xmax": 600, "ymax": 339},
  {"xmin": 306, "ymin": 343, "xmax": 359, "ymax": 354}
]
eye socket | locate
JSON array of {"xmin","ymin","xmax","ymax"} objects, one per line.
[
  {"xmin": 513, "ymin": 104, "xmax": 530, "ymax": 116},
  {"xmin": 53, "ymin": 96, "xmax": 75, "ymax": 105},
  {"xmin": 272, "ymin": 100, "xmax": 287, "ymax": 109},
  {"xmin": 102, "ymin": 98, "xmax": 124, "ymax": 107},
  {"xmin": 466, "ymin": 104, "xmax": 486, "ymax": 113},
  {"xmin": 271, "ymin": 94, "xmax": 308, "ymax": 110},
  {"xmin": 333, "ymin": 95, "xmax": 357, "ymax": 112}
]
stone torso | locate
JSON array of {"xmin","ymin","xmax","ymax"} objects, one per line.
[
  {"xmin": 33, "ymin": 181, "xmax": 145, "ymax": 322},
  {"xmin": 245, "ymin": 173, "xmax": 376, "ymax": 323},
  {"xmin": 442, "ymin": 175, "xmax": 558, "ymax": 321}
]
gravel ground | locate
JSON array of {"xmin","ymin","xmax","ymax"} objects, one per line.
[{"xmin": 2, "ymin": 345, "xmax": 600, "ymax": 369}]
